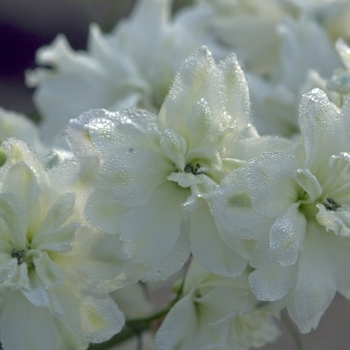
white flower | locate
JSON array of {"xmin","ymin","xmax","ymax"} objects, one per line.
[
  {"xmin": 155, "ymin": 260, "xmax": 280, "ymax": 350},
  {"xmin": 0, "ymin": 138, "xmax": 126, "ymax": 350},
  {"xmin": 214, "ymin": 89, "xmax": 350, "ymax": 333},
  {"xmin": 69, "ymin": 47, "xmax": 257, "ymax": 279},
  {"xmin": 248, "ymin": 16, "xmax": 340, "ymax": 136},
  {"xmin": 0, "ymin": 107, "xmax": 45, "ymax": 156},
  {"xmin": 325, "ymin": 39, "xmax": 350, "ymax": 106},
  {"xmin": 26, "ymin": 0, "xmax": 223, "ymax": 144},
  {"xmin": 194, "ymin": 0, "xmax": 286, "ymax": 75}
]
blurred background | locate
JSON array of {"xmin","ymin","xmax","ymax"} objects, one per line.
[{"xmin": 1, "ymin": 0, "xmax": 350, "ymax": 349}]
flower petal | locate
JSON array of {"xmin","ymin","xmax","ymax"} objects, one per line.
[
  {"xmin": 2, "ymin": 162, "xmax": 41, "ymax": 226},
  {"xmin": 29, "ymin": 250, "xmax": 65, "ymax": 288},
  {"xmin": 120, "ymin": 182, "xmax": 188, "ymax": 266},
  {"xmin": 299, "ymin": 89, "xmax": 342, "ymax": 177},
  {"xmin": 36, "ymin": 192, "xmax": 76, "ymax": 237},
  {"xmin": 99, "ymin": 149, "xmax": 172, "ymax": 206},
  {"xmin": 0, "ymin": 193, "xmax": 28, "ymax": 250},
  {"xmin": 55, "ymin": 281, "xmax": 125, "ymax": 343},
  {"xmin": 85, "ymin": 188, "xmax": 129, "ymax": 234},
  {"xmin": 290, "ymin": 225, "xmax": 337, "ymax": 333},
  {"xmin": 1, "ymin": 291, "xmax": 57, "ymax": 350},
  {"xmin": 248, "ymin": 151, "xmax": 299, "ymax": 217},
  {"xmin": 33, "ymin": 222, "xmax": 78, "ymax": 253},
  {"xmin": 269, "ymin": 203, "xmax": 306, "ymax": 266},
  {"xmin": 190, "ymin": 203, "xmax": 247, "ymax": 277},
  {"xmin": 212, "ymin": 167, "xmax": 273, "ymax": 240}
]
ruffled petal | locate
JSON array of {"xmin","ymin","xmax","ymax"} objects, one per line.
[
  {"xmin": 35, "ymin": 192, "xmax": 76, "ymax": 236},
  {"xmin": 190, "ymin": 203, "xmax": 247, "ymax": 277},
  {"xmin": 99, "ymin": 149, "xmax": 172, "ymax": 206},
  {"xmin": 0, "ymin": 193, "xmax": 28, "ymax": 250},
  {"xmin": 299, "ymin": 89, "xmax": 342, "ymax": 178},
  {"xmin": 248, "ymin": 151, "xmax": 299, "ymax": 217},
  {"xmin": 1, "ymin": 291, "xmax": 57, "ymax": 350},
  {"xmin": 290, "ymin": 225, "xmax": 337, "ymax": 333},
  {"xmin": 269, "ymin": 203, "xmax": 306, "ymax": 266},
  {"xmin": 120, "ymin": 182, "xmax": 188, "ymax": 266}
]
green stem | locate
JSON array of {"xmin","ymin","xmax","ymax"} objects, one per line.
[
  {"xmin": 88, "ymin": 278, "xmax": 185, "ymax": 350},
  {"xmin": 281, "ymin": 312, "xmax": 305, "ymax": 350}
]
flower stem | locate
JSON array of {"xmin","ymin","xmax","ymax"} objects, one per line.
[
  {"xmin": 87, "ymin": 278, "xmax": 185, "ymax": 350},
  {"xmin": 281, "ymin": 312, "xmax": 305, "ymax": 350}
]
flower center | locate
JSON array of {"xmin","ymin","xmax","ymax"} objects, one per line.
[
  {"xmin": 11, "ymin": 248, "xmax": 25, "ymax": 265},
  {"xmin": 184, "ymin": 162, "xmax": 205, "ymax": 175},
  {"xmin": 323, "ymin": 197, "xmax": 341, "ymax": 211}
]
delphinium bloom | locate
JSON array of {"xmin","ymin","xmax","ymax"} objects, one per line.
[
  {"xmin": 155, "ymin": 260, "xmax": 280, "ymax": 350},
  {"xmin": 69, "ymin": 46, "xmax": 274, "ymax": 279},
  {"xmin": 193, "ymin": 0, "xmax": 347, "ymax": 136},
  {"xmin": 325, "ymin": 39, "xmax": 350, "ymax": 106},
  {"xmin": 0, "ymin": 107, "xmax": 45, "ymax": 157},
  {"xmin": 247, "ymin": 15, "xmax": 340, "ymax": 136},
  {"xmin": 26, "ymin": 0, "xmax": 224, "ymax": 145},
  {"xmin": 194, "ymin": 0, "xmax": 350, "ymax": 77},
  {"xmin": 0, "ymin": 137, "xmax": 126, "ymax": 350},
  {"xmin": 191, "ymin": 0, "xmax": 286, "ymax": 75},
  {"xmin": 213, "ymin": 88, "xmax": 350, "ymax": 333}
]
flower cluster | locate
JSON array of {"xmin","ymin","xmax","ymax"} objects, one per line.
[{"xmin": 2, "ymin": 0, "xmax": 350, "ymax": 349}]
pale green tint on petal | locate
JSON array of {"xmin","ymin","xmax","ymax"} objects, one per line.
[
  {"xmin": 299, "ymin": 89, "xmax": 342, "ymax": 178},
  {"xmin": 99, "ymin": 149, "xmax": 172, "ymax": 206},
  {"xmin": 291, "ymin": 226, "xmax": 337, "ymax": 333},
  {"xmin": 1, "ymin": 291, "xmax": 57, "ymax": 350},
  {"xmin": 0, "ymin": 137, "xmax": 45, "ymax": 175},
  {"xmin": 36, "ymin": 192, "xmax": 76, "ymax": 237},
  {"xmin": 160, "ymin": 129, "xmax": 187, "ymax": 170},
  {"xmin": 248, "ymin": 152, "xmax": 299, "ymax": 217},
  {"xmin": 269, "ymin": 203, "xmax": 306, "ymax": 266},
  {"xmin": 80, "ymin": 295, "xmax": 124, "ymax": 343},
  {"xmin": 33, "ymin": 222, "xmax": 78, "ymax": 253},
  {"xmin": 55, "ymin": 281, "xmax": 124, "ymax": 343},
  {"xmin": 120, "ymin": 182, "xmax": 188, "ymax": 266},
  {"xmin": 212, "ymin": 167, "xmax": 273, "ymax": 240},
  {"xmin": 85, "ymin": 188, "xmax": 129, "ymax": 234},
  {"xmin": 218, "ymin": 52, "xmax": 250, "ymax": 127},
  {"xmin": 190, "ymin": 203, "xmax": 247, "ymax": 277},
  {"xmin": 55, "ymin": 319, "xmax": 89, "ymax": 350},
  {"xmin": 316, "ymin": 204, "xmax": 350, "ymax": 236},
  {"xmin": 0, "ymin": 193, "xmax": 28, "ymax": 250},
  {"xmin": 3, "ymin": 162, "xmax": 41, "ymax": 227},
  {"xmin": 293, "ymin": 169, "xmax": 322, "ymax": 203},
  {"xmin": 30, "ymin": 250, "xmax": 65, "ymax": 288}
]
